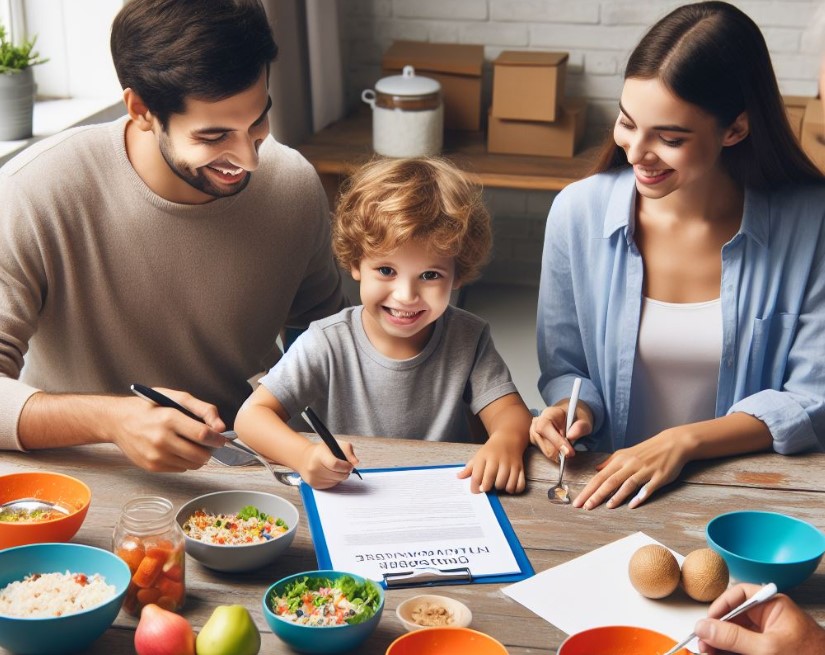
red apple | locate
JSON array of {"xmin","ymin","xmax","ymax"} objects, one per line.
[{"xmin": 134, "ymin": 603, "xmax": 196, "ymax": 655}]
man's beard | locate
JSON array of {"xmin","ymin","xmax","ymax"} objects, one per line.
[{"xmin": 158, "ymin": 131, "xmax": 251, "ymax": 199}]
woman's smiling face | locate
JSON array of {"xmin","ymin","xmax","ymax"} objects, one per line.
[{"xmin": 613, "ymin": 77, "xmax": 740, "ymax": 201}]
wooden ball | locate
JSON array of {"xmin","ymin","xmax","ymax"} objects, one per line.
[
  {"xmin": 628, "ymin": 544, "xmax": 681, "ymax": 599},
  {"xmin": 681, "ymin": 548, "xmax": 729, "ymax": 602}
]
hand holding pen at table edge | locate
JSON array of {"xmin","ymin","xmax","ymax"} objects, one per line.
[
  {"xmin": 125, "ymin": 384, "xmax": 227, "ymax": 472},
  {"xmin": 233, "ymin": 384, "xmax": 360, "ymax": 490},
  {"xmin": 693, "ymin": 583, "xmax": 825, "ymax": 655}
]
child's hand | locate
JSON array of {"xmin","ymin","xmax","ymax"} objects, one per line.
[
  {"xmin": 457, "ymin": 437, "xmax": 526, "ymax": 494},
  {"xmin": 298, "ymin": 441, "xmax": 360, "ymax": 490}
]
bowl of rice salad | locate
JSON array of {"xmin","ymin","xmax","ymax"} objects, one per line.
[
  {"xmin": 262, "ymin": 570, "xmax": 385, "ymax": 654},
  {"xmin": 175, "ymin": 490, "xmax": 299, "ymax": 572},
  {"xmin": 0, "ymin": 471, "xmax": 92, "ymax": 550},
  {"xmin": 0, "ymin": 542, "xmax": 131, "ymax": 655}
]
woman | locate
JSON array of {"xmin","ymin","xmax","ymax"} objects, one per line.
[{"xmin": 532, "ymin": 1, "xmax": 825, "ymax": 510}]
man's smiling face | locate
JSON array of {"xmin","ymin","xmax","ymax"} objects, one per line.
[{"xmin": 157, "ymin": 70, "xmax": 272, "ymax": 201}]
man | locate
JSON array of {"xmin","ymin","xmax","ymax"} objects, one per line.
[{"xmin": 0, "ymin": 0, "xmax": 346, "ymax": 471}]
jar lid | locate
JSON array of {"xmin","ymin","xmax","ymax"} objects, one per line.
[{"xmin": 375, "ymin": 65, "xmax": 441, "ymax": 96}]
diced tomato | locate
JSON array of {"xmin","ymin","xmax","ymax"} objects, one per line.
[
  {"xmin": 116, "ymin": 537, "xmax": 146, "ymax": 574},
  {"xmin": 145, "ymin": 539, "xmax": 175, "ymax": 561},
  {"xmin": 123, "ymin": 581, "xmax": 140, "ymax": 615},
  {"xmin": 136, "ymin": 587, "xmax": 161, "ymax": 606},
  {"xmin": 156, "ymin": 596, "xmax": 177, "ymax": 611},
  {"xmin": 162, "ymin": 563, "xmax": 184, "ymax": 582},
  {"xmin": 156, "ymin": 576, "xmax": 185, "ymax": 604}
]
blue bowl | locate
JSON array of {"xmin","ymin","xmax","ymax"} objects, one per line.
[
  {"xmin": 262, "ymin": 570, "xmax": 384, "ymax": 654},
  {"xmin": 0, "ymin": 543, "xmax": 131, "ymax": 654},
  {"xmin": 706, "ymin": 511, "xmax": 825, "ymax": 591}
]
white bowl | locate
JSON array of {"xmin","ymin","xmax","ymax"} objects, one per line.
[
  {"xmin": 175, "ymin": 490, "xmax": 298, "ymax": 572},
  {"xmin": 395, "ymin": 594, "xmax": 472, "ymax": 632}
]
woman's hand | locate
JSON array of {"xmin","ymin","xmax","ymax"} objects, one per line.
[
  {"xmin": 529, "ymin": 401, "xmax": 593, "ymax": 461},
  {"xmin": 572, "ymin": 427, "xmax": 691, "ymax": 510}
]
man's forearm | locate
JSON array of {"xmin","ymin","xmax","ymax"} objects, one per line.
[{"xmin": 18, "ymin": 392, "xmax": 114, "ymax": 449}]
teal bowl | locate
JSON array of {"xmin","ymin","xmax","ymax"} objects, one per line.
[
  {"xmin": 0, "ymin": 543, "xmax": 131, "ymax": 654},
  {"xmin": 262, "ymin": 570, "xmax": 384, "ymax": 654},
  {"xmin": 706, "ymin": 511, "xmax": 825, "ymax": 591}
]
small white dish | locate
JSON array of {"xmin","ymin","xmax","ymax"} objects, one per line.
[{"xmin": 395, "ymin": 594, "xmax": 472, "ymax": 632}]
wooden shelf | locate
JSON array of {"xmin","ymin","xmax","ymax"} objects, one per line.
[{"xmin": 297, "ymin": 109, "xmax": 601, "ymax": 192}]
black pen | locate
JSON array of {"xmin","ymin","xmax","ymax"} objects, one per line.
[
  {"xmin": 130, "ymin": 383, "xmax": 205, "ymax": 423},
  {"xmin": 301, "ymin": 406, "xmax": 362, "ymax": 480}
]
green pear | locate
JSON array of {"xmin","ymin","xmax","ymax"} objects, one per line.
[{"xmin": 196, "ymin": 605, "xmax": 261, "ymax": 655}]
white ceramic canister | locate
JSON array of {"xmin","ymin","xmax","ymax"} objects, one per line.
[{"xmin": 361, "ymin": 65, "xmax": 443, "ymax": 157}]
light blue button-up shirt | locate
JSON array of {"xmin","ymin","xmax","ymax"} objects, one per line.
[{"xmin": 537, "ymin": 167, "xmax": 825, "ymax": 455}]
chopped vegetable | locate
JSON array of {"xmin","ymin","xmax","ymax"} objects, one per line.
[{"xmin": 267, "ymin": 575, "xmax": 381, "ymax": 626}]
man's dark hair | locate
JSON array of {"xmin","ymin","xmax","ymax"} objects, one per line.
[{"xmin": 111, "ymin": 0, "xmax": 278, "ymax": 129}]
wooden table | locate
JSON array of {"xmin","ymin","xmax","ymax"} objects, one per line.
[
  {"xmin": 297, "ymin": 109, "xmax": 601, "ymax": 200},
  {"xmin": 2, "ymin": 440, "xmax": 823, "ymax": 654}
]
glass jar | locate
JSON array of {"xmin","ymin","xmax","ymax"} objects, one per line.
[
  {"xmin": 361, "ymin": 65, "xmax": 443, "ymax": 157},
  {"xmin": 113, "ymin": 496, "xmax": 185, "ymax": 616}
]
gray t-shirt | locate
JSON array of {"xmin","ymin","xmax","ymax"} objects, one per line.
[{"xmin": 259, "ymin": 305, "xmax": 518, "ymax": 442}]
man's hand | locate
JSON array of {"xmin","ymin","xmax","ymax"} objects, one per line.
[{"xmin": 19, "ymin": 389, "xmax": 227, "ymax": 472}]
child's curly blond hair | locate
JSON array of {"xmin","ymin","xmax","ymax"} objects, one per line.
[{"xmin": 332, "ymin": 157, "xmax": 492, "ymax": 284}]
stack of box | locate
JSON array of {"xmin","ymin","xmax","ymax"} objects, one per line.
[
  {"xmin": 801, "ymin": 98, "xmax": 825, "ymax": 173},
  {"xmin": 487, "ymin": 51, "xmax": 586, "ymax": 158},
  {"xmin": 783, "ymin": 96, "xmax": 811, "ymax": 143},
  {"xmin": 382, "ymin": 41, "xmax": 485, "ymax": 131}
]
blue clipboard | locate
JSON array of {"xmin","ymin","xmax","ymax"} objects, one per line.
[{"xmin": 300, "ymin": 464, "xmax": 534, "ymax": 589}]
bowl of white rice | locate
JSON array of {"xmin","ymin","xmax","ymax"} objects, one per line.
[
  {"xmin": 176, "ymin": 489, "xmax": 299, "ymax": 572},
  {"xmin": 0, "ymin": 542, "xmax": 131, "ymax": 655}
]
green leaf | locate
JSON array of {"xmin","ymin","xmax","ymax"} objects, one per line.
[{"xmin": 0, "ymin": 23, "xmax": 49, "ymax": 74}]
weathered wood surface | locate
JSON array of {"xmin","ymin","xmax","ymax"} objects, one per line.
[{"xmin": 1, "ymin": 439, "xmax": 823, "ymax": 654}]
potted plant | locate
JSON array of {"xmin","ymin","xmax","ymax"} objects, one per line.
[{"xmin": 0, "ymin": 23, "xmax": 48, "ymax": 141}]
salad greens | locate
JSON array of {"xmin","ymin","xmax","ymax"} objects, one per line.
[{"xmin": 268, "ymin": 575, "xmax": 381, "ymax": 625}]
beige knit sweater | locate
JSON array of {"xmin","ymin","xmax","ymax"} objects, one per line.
[{"xmin": 0, "ymin": 118, "xmax": 345, "ymax": 449}]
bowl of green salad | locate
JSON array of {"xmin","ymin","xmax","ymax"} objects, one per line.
[{"xmin": 262, "ymin": 570, "xmax": 385, "ymax": 653}]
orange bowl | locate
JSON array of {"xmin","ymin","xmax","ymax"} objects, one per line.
[
  {"xmin": 0, "ymin": 471, "xmax": 91, "ymax": 549},
  {"xmin": 557, "ymin": 625, "xmax": 690, "ymax": 655},
  {"xmin": 386, "ymin": 627, "xmax": 508, "ymax": 655}
]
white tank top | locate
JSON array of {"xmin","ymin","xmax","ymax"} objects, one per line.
[{"xmin": 625, "ymin": 297, "xmax": 722, "ymax": 445}]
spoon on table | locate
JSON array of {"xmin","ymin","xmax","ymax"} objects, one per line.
[
  {"xmin": 661, "ymin": 583, "xmax": 778, "ymax": 655},
  {"xmin": 221, "ymin": 433, "xmax": 302, "ymax": 487},
  {"xmin": 0, "ymin": 498, "xmax": 71, "ymax": 516},
  {"xmin": 548, "ymin": 377, "xmax": 581, "ymax": 504}
]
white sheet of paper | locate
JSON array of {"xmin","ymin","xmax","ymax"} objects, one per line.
[
  {"xmin": 503, "ymin": 532, "xmax": 707, "ymax": 648},
  {"xmin": 309, "ymin": 466, "xmax": 520, "ymax": 582}
]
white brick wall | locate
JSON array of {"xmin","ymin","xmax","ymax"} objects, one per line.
[
  {"xmin": 343, "ymin": 0, "xmax": 822, "ymax": 120},
  {"xmin": 341, "ymin": 0, "xmax": 823, "ymax": 286}
]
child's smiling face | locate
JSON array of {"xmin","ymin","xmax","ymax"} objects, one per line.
[{"xmin": 351, "ymin": 239, "xmax": 459, "ymax": 359}]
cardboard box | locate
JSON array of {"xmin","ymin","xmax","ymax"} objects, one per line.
[
  {"xmin": 801, "ymin": 99, "xmax": 825, "ymax": 173},
  {"xmin": 492, "ymin": 51, "xmax": 569, "ymax": 122},
  {"xmin": 487, "ymin": 98, "xmax": 587, "ymax": 158},
  {"xmin": 784, "ymin": 95, "xmax": 813, "ymax": 142},
  {"xmin": 382, "ymin": 40, "xmax": 484, "ymax": 131}
]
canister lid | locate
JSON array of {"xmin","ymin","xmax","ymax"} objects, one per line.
[{"xmin": 375, "ymin": 65, "xmax": 441, "ymax": 96}]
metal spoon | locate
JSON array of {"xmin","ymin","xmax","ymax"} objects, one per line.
[
  {"xmin": 548, "ymin": 377, "xmax": 581, "ymax": 504},
  {"xmin": 221, "ymin": 432, "xmax": 302, "ymax": 487},
  {"xmin": 661, "ymin": 583, "xmax": 778, "ymax": 655},
  {"xmin": 0, "ymin": 498, "xmax": 71, "ymax": 516}
]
